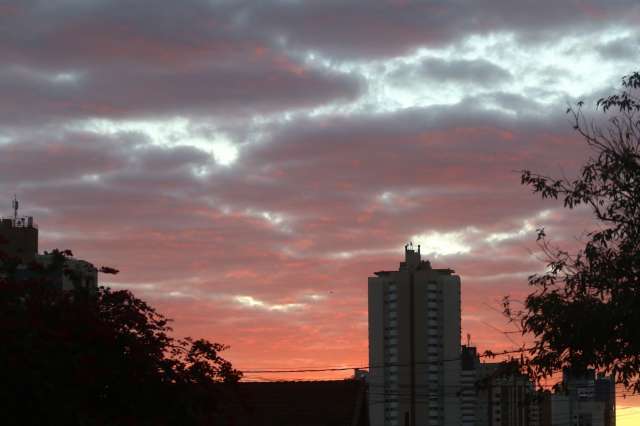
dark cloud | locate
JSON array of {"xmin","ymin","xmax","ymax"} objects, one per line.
[
  {"xmin": 596, "ymin": 35, "xmax": 640, "ymax": 60},
  {"xmin": 0, "ymin": 131, "xmax": 128, "ymax": 182},
  {"xmin": 0, "ymin": 0, "xmax": 363, "ymax": 125},
  {"xmin": 247, "ymin": 0, "xmax": 640, "ymax": 59},
  {"xmin": 390, "ymin": 58, "xmax": 512, "ymax": 87},
  {"xmin": 1, "ymin": 0, "xmax": 636, "ymax": 387}
]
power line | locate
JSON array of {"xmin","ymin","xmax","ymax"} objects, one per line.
[{"xmin": 241, "ymin": 347, "xmax": 534, "ymax": 374}]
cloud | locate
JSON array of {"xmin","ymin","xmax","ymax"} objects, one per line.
[
  {"xmin": 246, "ymin": 0, "xmax": 640, "ymax": 59},
  {"xmin": 0, "ymin": 0, "xmax": 363, "ymax": 126},
  {"xmin": 233, "ymin": 295, "xmax": 306, "ymax": 312},
  {"xmin": 1, "ymin": 0, "xmax": 636, "ymax": 400},
  {"xmin": 596, "ymin": 34, "xmax": 640, "ymax": 60},
  {"xmin": 390, "ymin": 57, "xmax": 512, "ymax": 88},
  {"xmin": 411, "ymin": 229, "xmax": 475, "ymax": 257}
]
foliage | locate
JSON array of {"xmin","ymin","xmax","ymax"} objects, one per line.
[
  {"xmin": 509, "ymin": 71, "xmax": 640, "ymax": 391},
  {"xmin": 0, "ymin": 250, "xmax": 241, "ymax": 426}
]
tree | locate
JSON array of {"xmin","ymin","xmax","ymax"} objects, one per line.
[
  {"xmin": 0, "ymin": 250, "xmax": 241, "ymax": 426},
  {"xmin": 508, "ymin": 71, "xmax": 640, "ymax": 391}
]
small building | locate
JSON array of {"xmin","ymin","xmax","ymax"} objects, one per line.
[
  {"xmin": 461, "ymin": 346, "xmax": 541, "ymax": 426},
  {"xmin": 1, "ymin": 197, "xmax": 98, "ymax": 291},
  {"xmin": 0, "ymin": 197, "xmax": 38, "ymax": 262},
  {"xmin": 540, "ymin": 369, "xmax": 616, "ymax": 426},
  {"xmin": 34, "ymin": 253, "xmax": 98, "ymax": 291}
]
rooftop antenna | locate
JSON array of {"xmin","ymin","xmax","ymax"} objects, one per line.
[
  {"xmin": 12, "ymin": 194, "xmax": 18, "ymax": 222},
  {"xmin": 467, "ymin": 333, "xmax": 471, "ymax": 347}
]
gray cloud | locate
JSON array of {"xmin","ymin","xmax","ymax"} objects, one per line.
[
  {"xmin": 246, "ymin": 0, "xmax": 640, "ymax": 59},
  {"xmin": 596, "ymin": 35, "xmax": 640, "ymax": 60},
  {"xmin": 0, "ymin": 0, "xmax": 363, "ymax": 126},
  {"xmin": 390, "ymin": 57, "xmax": 512, "ymax": 87},
  {"xmin": 1, "ymin": 0, "xmax": 635, "ymax": 374}
]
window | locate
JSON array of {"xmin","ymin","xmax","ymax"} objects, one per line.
[{"xmin": 578, "ymin": 414, "xmax": 593, "ymax": 426}]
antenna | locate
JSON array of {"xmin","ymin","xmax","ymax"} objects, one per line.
[
  {"xmin": 12, "ymin": 195, "xmax": 18, "ymax": 221},
  {"xmin": 467, "ymin": 333, "xmax": 471, "ymax": 347}
]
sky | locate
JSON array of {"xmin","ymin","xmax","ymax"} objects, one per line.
[{"xmin": 2, "ymin": 0, "xmax": 640, "ymax": 421}]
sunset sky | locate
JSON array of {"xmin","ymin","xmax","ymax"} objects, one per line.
[{"xmin": 2, "ymin": 0, "xmax": 640, "ymax": 422}]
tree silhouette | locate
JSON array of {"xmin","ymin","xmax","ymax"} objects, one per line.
[
  {"xmin": 0, "ymin": 250, "xmax": 241, "ymax": 426},
  {"xmin": 508, "ymin": 71, "xmax": 640, "ymax": 391}
]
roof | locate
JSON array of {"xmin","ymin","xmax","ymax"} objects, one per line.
[{"xmin": 221, "ymin": 379, "xmax": 369, "ymax": 426}]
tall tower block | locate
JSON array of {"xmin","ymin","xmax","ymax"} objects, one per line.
[{"xmin": 368, "ymin": 245, "xmax": 461, "ymax": 426}]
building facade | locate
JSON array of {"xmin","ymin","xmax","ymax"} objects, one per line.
[
  {"xmin": 461, "ymin": 345, "xmax": 481, "ymax": 426},
  {"xmin": 368, "ymin": 245, "xmax": 461, "ymax": 426},
  {"xmin": 32, "ymin": 253, "xmax": 98, "ymax": 291},
  {"xmin": 461, "ymin": 346, "xmax": 541, "ymax": 426},
  {"xmin": 1, "ymin": 199, "xmax": 97, "ymax": 291},
  {"xmin": 540, "ymin": 370, "xmax": 615, "ymax": 426},
  {"xmin": 0, "ymin": 217, "xmax": 38, "ymax": 262}
]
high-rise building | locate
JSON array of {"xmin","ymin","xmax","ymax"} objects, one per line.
[
  {"xmin": 461, "ymin": 345, "xmax": 541, "ymax": 426},
  {"xmin": 368, "ymin": 245, "xmax": 461, "ymax": 426},
  {"xmin": 540, "ymin": 369, "xmax": 615, "ymax": 426}
]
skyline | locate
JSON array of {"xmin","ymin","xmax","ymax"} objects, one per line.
[{"xmin": 2, "ymin": 1, "xmax": 640, "ymax": 423}]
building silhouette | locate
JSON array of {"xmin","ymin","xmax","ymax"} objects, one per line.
[
  {"xmin": 366, "ymin": 246, "xmax": 616, "ymax": 426},
  {"xmin": 540, "ymin": 369, "xmax": 615, "ymax": 426},
  {"xmin": 0, "ymin": 197, "xmax": 97, "ymax": 291},
  {"xmin": 461, "ymin": 345, "xmax": 541, "ymax": 426},
  {"xmin": 368, "ymin": 245, "xmax": 461, "ymax": 426},
  {"xmin": 0, "ymin": 196, "xmax": 38, "ymax": 262}
]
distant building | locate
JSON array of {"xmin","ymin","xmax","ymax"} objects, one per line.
[
  {"xmin": 460, "ymin": 345, "xmax": 481, "ymax": 426},
  {"xmin": 490, "ymin": 368, "xmax": 540, "ymax": 426},
  {"xmin": 540, "ymin": 369, "xmax": 615, "ymax": 426},
  {"xmin": 32, "ymin": 253, "xmax": 98, "ymax": 291},
  {"xmin": 0, "ymin": 197, "xmax": 38, "ymax": 262},
  {"xmin": 368, "ymin": 245, "xmax": 461, "ymax": 426},
  {"xmin": 461, "ymin": 345, "xmax": 541, "ymax": 426},
  {"xmin": 0, "ymin": 197, "xmax": 98, "ymax": 291}
]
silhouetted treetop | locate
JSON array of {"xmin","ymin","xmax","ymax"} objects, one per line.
[
  {"xmin": 510, "ymin": 71, "xmax": 640, "ymax": 392},
  {"xmin": 0, "ymin": 250, "xmax": 241, "ymax": 426}
]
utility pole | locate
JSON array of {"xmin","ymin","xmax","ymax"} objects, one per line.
[
  {"xmin": 12, "ymin": 194, "xmax": 18, "ymax": 222},
  {"xmin": 409, "ymin": 271, "xmax": 415, "ymax": 426}
]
